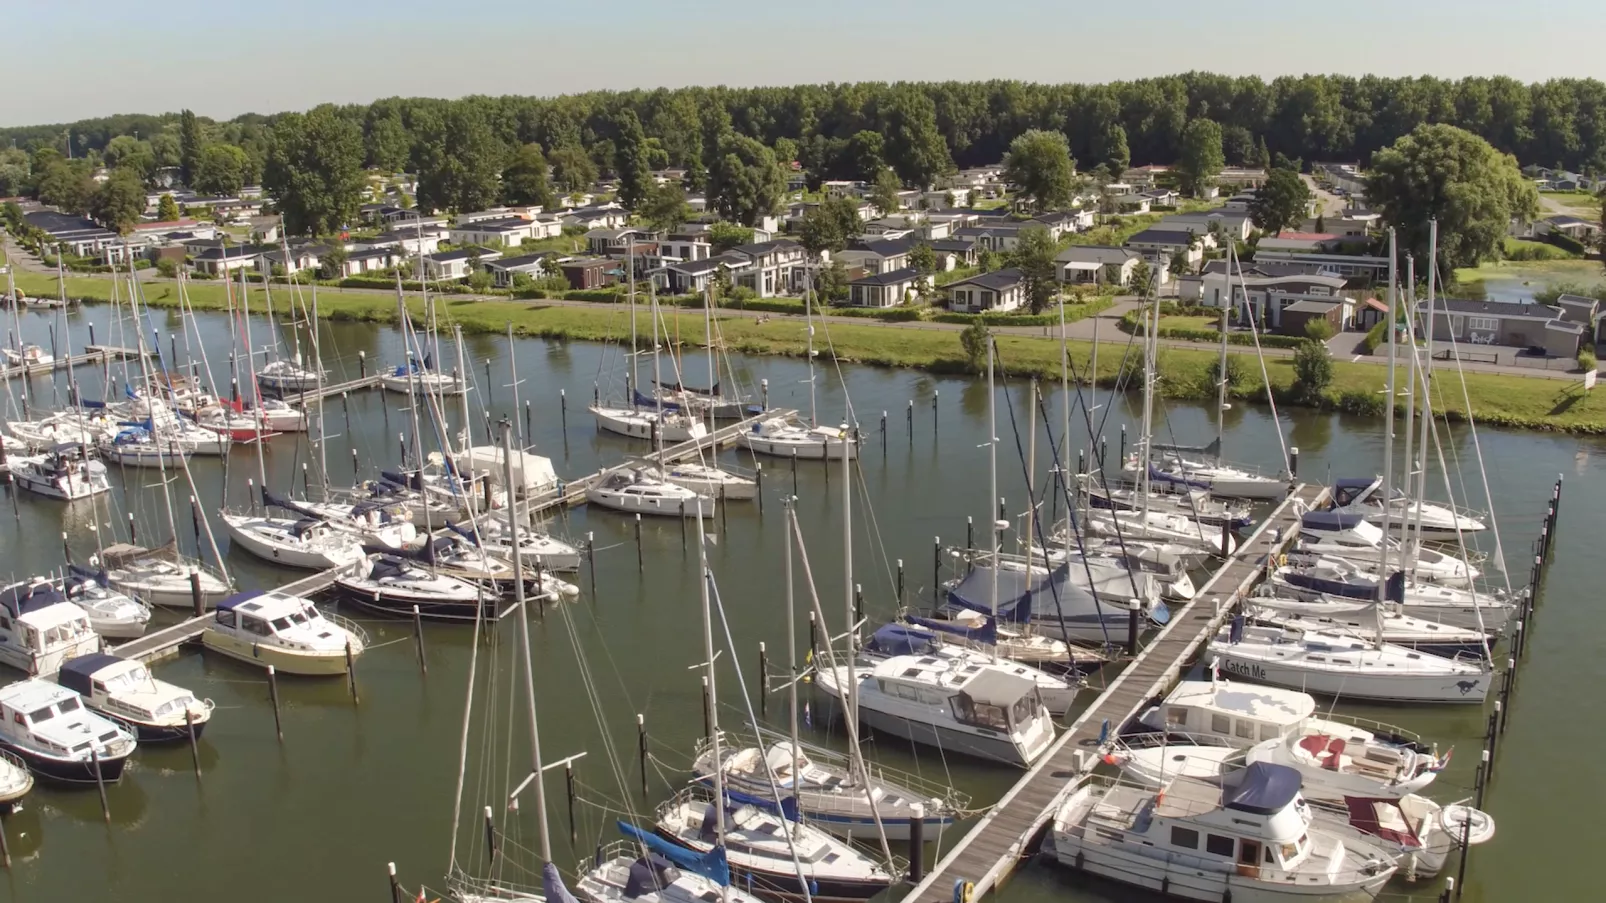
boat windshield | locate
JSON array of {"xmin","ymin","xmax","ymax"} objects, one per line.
[
  {"xmin": 952, "ymin": 694, "xmax": 1009, "ymax": 731},
  {"xmin": 28, "ymin": 706, "xmax": 54, "ymax": 723},
  {"xmin": 296, "ymin": 606, "xmax": 318, "ymax": 624},
  {"xmin": 58, "ymin": 697, "xmax": 82, "ymax": 715},
  {"xmin": 272, "ymin": 617, "xmax": 294, "ymax": 632},
  {"xmin": 1010, "ymin": 692, "xmax": 1038, "ymax": 727}
]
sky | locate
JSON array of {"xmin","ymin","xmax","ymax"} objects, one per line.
[{"xmin": 5, "ymin": 0, "xmax": 1603, "ymax": 126}]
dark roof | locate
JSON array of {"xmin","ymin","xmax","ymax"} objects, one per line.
[
  {"xmin": 670, "ymin": 254, "xmax": 746, "ymax": 275},
  {"xmin": 929, "ymin": 238, "xmax": 979, "ymax": 252},
  {"xmin": 731, "ymin": 239, "xmax": 801, "ymax": 258},
  {"xmin": 194, "ymin": 244, "xmax": 264, "ymax": 261},
  {"xmin": 217, "ymin": 589, "xmax": 267, "ymax": 611},
  {"xmin": 847, "ymin": 237, "xmax": 915, "ymax": 256},
  {"xmin": 486, "ymin": 253, "xmax": 546, "ymax": 270},
  {"xmin": 1125, "ymin": 228, "xmax": 1198, "ymax": 245},
  {"xmin": 851, "ymin": 266, "xmax": 920, "ymax": 286},
  {"xmin": 950, "ymin": 267, "xmax": 1024, "ymax": 291},
  {"xmin": 57, "ymin": 653, "xmax": 124, "ymax": 697},
  {"xmin": 346, "ymin": 247, "xmax": 398, "ymax": 262},
  {"xmin": 559, "ymin": 257, "xmax": 612, "ymax": 271},
  {"xmin": 1544, "ymin": 214, "xmax": 1592, "ymax": 227},
  {"xmin": 1198, "ymin": 259, "xmax": 1311, "ymax": 278},
  {"xmin": 1282, "ymin": 299, "xmax": 1342, "ymax": 313},
  {"xmin": 1435, "ymin": 298, "xmax": 1558, "ymax": 320},
  {"xmin": 453, "ymin": 217, "xmax": 530, "ymax": 232},
  {"xmin": 426, "ymin": 248, "xmax": 493, "ymax": 263},
  {"xmin": 1222, "ymin": 762, "xmax": 1302, "ymax": 815},
  {"xmin": 1032, "ymin": 210, "xmax": 1083, "ymax": 224},
  {"xmin": 24, "ymin": 210, "xmax": 103, "ymax": 234}
]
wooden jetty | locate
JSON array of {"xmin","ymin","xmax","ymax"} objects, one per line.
[
  {"xmin": 901, "ymin": 481, "xmax": 1331, "ymax": 903},
  {"xmin": 267, "ymin": 373, "xmax": 384, "ymax": 403},
  {"xmin": 111, "ymin": 410, "xmax": 784, "ymax": 664},
  {"xmin": 1, "ymin": 345, "xmax": 146, "ymax": 380}
]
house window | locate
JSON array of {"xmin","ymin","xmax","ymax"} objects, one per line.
[
  {"xmin": 1467, "ymin": 317, "xmax": 1497, "ymax": 332},
  {"xmin": 1205, "ymin": 834, "xmax": 1236, "ymax": 857},
  {"xmin": 1170, "ymin": 827, "xmax": 1199, "ymax": 849}
]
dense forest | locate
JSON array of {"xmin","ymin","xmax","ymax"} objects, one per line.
[{"xmin": 5, "ymin": 74, "xmax": 1606, "ymax": 178}]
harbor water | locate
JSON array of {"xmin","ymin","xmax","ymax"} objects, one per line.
[{"xmin": 0, "ymin": 304, "xmax": 1592, "ymax": 903}]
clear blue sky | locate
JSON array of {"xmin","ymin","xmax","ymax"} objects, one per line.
[{"xmin": 6, "ymin": 0, "xmax": 1599, "ymax": 126}]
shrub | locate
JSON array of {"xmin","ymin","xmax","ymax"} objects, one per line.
[
  {"xmin": 1292, "ymin": 340, "xmax": 1333, "ymax": 402},
  {"xmin": 1303, "ymin": 317, "xmax": 1335, "ymax": 341},
  {"xmin": 959, "ymin": 322, "xmax": 991, "ymax": 373},
  {"xmin": 1540, "ymin": 231, "xmax": 1588, "ymax": 256},
  {"xmin": 1579, "ymin": 349, "xmax": 1598, "ymax": 372},
  {"xmin": 155, "ymin": 258, "xmax": 179, "ymax": 278},
  {"xmin": 1208, "ymin": 353, "xmax": 1250, "ymax": 395},
  {"xmin": 1334, "ymin": 389, "xmax": 1385, "ymax": 416},
  {"xmin": 1363, "ymin": 318, "xmax": 1390, "ymax": 353}
]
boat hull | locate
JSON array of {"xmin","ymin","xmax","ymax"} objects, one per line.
[
  {"xmin": 651, "ymin": 829, "xmax": 891, "ymax": 903},
  {"xmin": 0, "ymin": 742, "xmax": 129, "ymax": 785},
  {"xmin": 737, "ymin": 435, "xmax": 856, "ymax": 460},
  {"xmin": 222, "ymin": 516, "xmax": 361, "ymax": 570},
  {"xmin": 1209, "ymin": 648, "xmax": 1491, "ymax": 704},
  {"xmin": 823, "ymin": 691, "xmax": 1035, "ymax": 767},
  {"xmin": 585, "ymin": 488, "xmax": 710, "ymax": 517},
  {"xmin": 200, "ymin": 630, "xmax": 353, "ymax": 675}
]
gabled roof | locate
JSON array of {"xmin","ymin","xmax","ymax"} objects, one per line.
[
  {"xmin": 1435, "ymin": 298, "xmax": 1560, "ymax": 320},
  {"xmin": 453, "ymin": 217, "xmax": 532, "ymax": 232},
  {"xmin": 485, "ymin": 253, "xmax": 547, "ymax": 270},
  {"xmin": 844, "ymin": 237, "xmax": 915, "ymax": 257},
  {"xmin": 1125, "ymin": 228, "xmax": 1198, "ymax": 246},
  {"xmin": 949, "ymin": 267, "xmax": 1024, "ymax": 291},
  {"xmin": 1544, "ymin": 214, "xmax": 1593, "ymax": 227},
  {"xmin": 731, "ymin": 238, "xmax": 801, "ymax": 258},
  {"xmin": 193, "ymin": 244, "xmax": 264, "ymax": 261},
  {"xmin": 929, "ymin": 238, "xmax": 979, "ymax": 252},
  {"xmin": 850, "ymin": 266, "xmax": 920, "ymax": 286},
  {"xmin": 1057, "ymin": 245, "xmax": 1140, "ymax": 265},
  {"xmin": 425, "ymin": 248, "xmax": 501, "ymax": 263}
]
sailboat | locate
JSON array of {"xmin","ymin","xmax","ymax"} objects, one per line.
[
  {"xmin": 737, "ymin": 269, "xmax": 856, "ymax": 461},
  {"xmin": 660, "ymin": 292, "xmax": 756, "ymax": 500},
  {"xmin": 591, "ymin": 253, "xmax": 708, "ymax": 443},
  {"xmin": 1294, "ymin": 510, "xmax": 1479, "ymax": 586}
]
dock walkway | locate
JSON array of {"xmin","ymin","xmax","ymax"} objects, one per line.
[
  {"xmin": 902, "ymin": 481, "xmax": 1331, "ymax": 903},
  {"xmin": 2, "ymin": 345, "xmax": 146, "ymax": 380},
  {"xmin": 112, "ymin": 410, "xmax": 784, "ymax": 663}
]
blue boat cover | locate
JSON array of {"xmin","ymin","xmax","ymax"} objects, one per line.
[
  {"xmin": 723, "ymin": 789, "xmax": 801, "ymax": 822},
  {"xmin": 1222, "ymin": 762, "xmax": 1303, "ymax": 815},
  {"xmin": 380, "ymin": 470, "xmax": 425, "ymax": 490},
  {"xmin": 1282, "ymin": 569, "xmax": 1374, "ymax": 601},
  {"xmin": 616, "ymin": 821, "xmax": 731, "ymax": 887},
  {"xmin": 1384, "ymin": 571, "xmax": 1406, "ymax": 604},
  {"xmin": 1152, "ymin": 437, "xmax": 1221, "ymax": 456},
  {"xmin": 216, "ymin": 589, "xmax": 267, "ymax": 611},
  {"xmin": 57, "ymin": 653, "xmax": 123, "ymax": 697},
  {"xmin": 1300, "ymin": 510, "xmax": 1370, "ymax": 532},
  {"xmin": 66, "ymin": 564, "xmax": 109, "ymax": 588},
  {"xmin": 0, "ymin": 583, "xmax": 67, "ymax": 618},
  {"xmin": 655, "ymin": 379, "xmax": 719, "ymax": 396},
  {"xmin": 1148, "ymin": 464, "xmax": 1210, "ymax": 491},
  {"xmin": 543, "ymin": 862, "xmax": 583, "ymax": 903},
  {"xmin": 1331, "ymin": 476, "xmax": 1381, "ymax": 507},
  {"xmin": 945, "ymin": 562, "xmax": 1103, "ymax": 625},
  {"xmin": 904, "ymin": 614, "xmax": 998, "ymax": 646},
  {"xmin": 262, "ymin": 488, "xmax": 321, "ymax": 520},
  {"xmin": 633, "ymin": 388, "xmax": 684, "ymax": 413},
  {"xmin": 866, "ymin": 622, "xmax": 940, "ymax": 656}
]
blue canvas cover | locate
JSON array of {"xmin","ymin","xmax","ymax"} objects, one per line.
[
  {"xmin": 866, "ymin": 622, "xmax": 939, "ymax": 656},
  {"xmin": 262, "ymin": 488, "xmax": 321, "ymax": 520},
  {"xmin": 57, "ymin": 653, "xmax": 122, "ymax": 697},
  {"xmin": 1331, "ymin": 476, "xmax": 1382, "ymax": 507},
  {"xmin": 904, "ymin": 614, "xmax": 998, "ymax": 646},
  {"xmin": 1300, "ymin": 510, "xmax": 1370, "ymax": 532},
  {"xmin": 1148, "ymin": 464, "xmax": 1210, "ymax": 491},
  {"xmin": 216, "ymin": 590, "xmax": 266, "ymax": 611},
  {"xmin": 0, "ymin": 583, "xmax": 67, "ymax": 618},
  {"xmin": 616, "ymin": 821, "xmax": 731, "ymax": 887},
  {"xmin": 1222, "ymin": 762, "xmax": 1302, "ymax": 815},
  {"xmin": 544, "ymin": 862, "xmax": 584, "ymax": 903}
]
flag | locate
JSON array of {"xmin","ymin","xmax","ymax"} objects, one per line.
[
  {"xmin": 803, "ymin": 701, "xmax": 812, "ymax": 729},
  {"xmin": 417, "ymin": 890, "xmax": 426, "ymax": 903}
]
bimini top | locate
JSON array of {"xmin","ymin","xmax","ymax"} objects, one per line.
[
  {"xmin": 216, "ymin": 589, "xmax": 268, "ymax": 611},
  {"xmin": 56, "ymin": 653, "xmax": 127, "ymax": 697},
  {"xmin": 0, "ymin": 582, "xmax": 68, "ymax": 618},
  {"xmin": 866, "ymin": 623, "xmax": 940, "ymax": 657},
  {"xmin": 1222, "ymin": 762, "xmax": 1303, "ymax": 815},
  {"xmin": 1300, "ymin": 510, "xmax": 1371, "ymax": 532},
  {"xmin": 958, "ymin": 666, "xmax": 1040, "ymax": 708}
]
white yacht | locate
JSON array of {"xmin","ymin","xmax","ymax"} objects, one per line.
[
  {"xmin": 653, "ymin": 787, "xmax": 898, "ymax": 903},
  {"xmin": 587, "ymin": 464, "xmax": 711, "ymax": 517},
  {"xmin": 0, "ymin": 581, "xmax": 102, "ymax": 676},
  {"xmin": 61, "ymin": 567, "xmax": 152, "ymax": 639},
  {"xmin": 1328, "ymin": 477, "xmax": 1485, "ymax": 541},
  {"xmin": 220, "ymin": 497, "xmax": 367, "ymax": 570},
  {"xmin": 56, "ymin": 653, "xmax": 212, "ymax": 743},
  {"xmin": 591, "ymin": 404, "xmax": 709, "ymax": 443},
  {"xmin": 692, "ymin": 736, "xmax": 960, "ymax": 841},
  {"xmin": 662, "ymin": 460, "xmax": 757, "ymax": 500},
  {"xmin": 0, "ymin": 749, "xmax": 32, "ymax": 808},
  {"xmin": 256, "ymin": 358, "xmax": 324, "ymax": 393},
  {"xmin": 98, "ymin": 425, "xmax": 192, "ymax": 468},
  {"xmin": 1, "ymin": 344, "xmax": 53, "ymax": 370},
  {"xmin": 1269, "ymin": 553, "xmax": 1514, "ymax": 632},
  {"xmin": 6, "ymin": 412, "xmax": 111, "ymax": 451},
  {"xmin": 248, "ymin": 397, "xmax": 308, "ymax": 432},
  {"xmin": 736, "ymin": 416, "xmax": 856, "ymax": 460},
  {"xmin": 1089, "ymin": 485, "xmax": 1255, "ymax": 533},
  {"xmin": 1127, "ymin": 451, "xmax": 1287, "ymax": 500},
  {"xmin": 1295, "ymin": 511, "xmax": 1478, "ymax": 586},
  {"xmin": 449, "ymin": 519, "xmax": 581, "ymax": 571},
  {"xmin": 201, "ymin": 590, "xmax": 367, "ymax": 676},
  {"xmin": 1323, "ymin": 794, "xmax": 1493, "ymax": 881},
  {"xmin": 1245, "ymin": 600, "xmax": 1492, "ymax": 658},
  {"xmin": 814, "ymin": 654, "xmax": 1056, "ymax": 767},
  {"xmin": 858, "ymin": 622, "xmax": 1080, "ymax": 714},
  {"xmin": 333, "ymin": 554, "xmax": 490, "ymax": 621},
  {"xmin": 579, "ymin": 838, "xmax": 768, "ymax": 903},
  {"xmin": 0, "ymin": 679, "xmax": 137, "ymax": 784},
  {"xmin": 1047, "ymin": 764, "xmax": 1397, "ymax": 902},
  {"xmin": 1084, "ymin": 505, "xmax": 1235, "ymax": 557},
  {"xmin": 944, "ymin": 558, "xmax": 1165, "ymax": 646},
  {"xmin": 908, "ymin": 609, "xmax": 1086, "ymax": 669},
  {"xmin": 1208, "ymin": 620, "xmax": 1492, "ymax": 705},
  {"xmin": 93, "ymin": 545, "xmax": 234, "ymax": 609},
  {"xmin": 12, "ymin": 444, "xmax": 110, "ymax": 501},
  {"xmin": 381, "ymin": 359, "xmax": 466, "ymax": 395}
]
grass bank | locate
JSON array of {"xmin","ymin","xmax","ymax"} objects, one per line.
[{"xmin": 16, "ymin": 269, "xmax": 1606, "ymax": 434}]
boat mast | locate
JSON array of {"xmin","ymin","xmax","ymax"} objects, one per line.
[
  {"xmin": 311, "ymin": 284, "xmax": 328, "ymax": 496},
  {"xmin": 986, "ymin": 337, "xmax": 1000, "ymax": 663},
  {"xmin": 1138, "ymin": 291, "xmax": 1158, "ymax": 521},
  {"xmin": 126, "ymin": 263, "xmax": 181, "ymax": 549},
  {"xmin": 1409, "ymin": 222, "xmax": 1439, "ymax": 551},
  {"xmin": 805, "ymin": 267, "xmax": 817, "ymax": 428},
  {"xmin": 453, "ymin": 325, "xmax": 472, "ymax": 510},
  {"xmin": 1377, "ymin": 229, "xmax": 1399, "ymax": 641},
  {"xmin": 238, "ymin": 266, "xmax": 268, "ymax": 492},
  {"xmin": 501, "ymin": 420, "xmax": 553, "ymax": 864},
  {"xmin": 784, "ymin": 496, "xmax": 801, "ymax": 806},
  {"xmin": 1215, "ymin": 251, "xmax": 1231, "ymax": 458},
  {"xmin": 649, "ymin": 280, "xmax": 665, "ymax": 461},
  {"xmin": 507, "ymin": 323, "xmax": 524, "ymax": 449},
  {"xmin": 842, "ymin": 375, "xmax": 857, "ymax": 724},
  {"xmin": 696, "ymin": 497, "xmax": 728, "ymax": 849},
  {"xmin": 628, "ymin": 245, "xmax": 637, "ymax": 408},
  {"xmin": 1400, "ymin": 259, "xmax": 1417, "ymax": 538},
  {"xmin": 705, "ymin": 283, "xmax": 718, "ymax": 438}
]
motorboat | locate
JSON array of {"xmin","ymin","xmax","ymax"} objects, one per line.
[
  {"xmin": 1208, "ymin": 619, "xmax": 1493, "ymax": 704},
  {"xmin": 1046, "ymin": 764, "xmax": 1397, "ymax": 901},
  {"xmin": 11, "ymin": 444, "xmax": 110, "ymax": 501},
  {"xmin": 1295, "ymin": 511, "xmax": 1478, "ymax": 587},
  {"xmin": 591, "ymin": 403, "xmax": 709, "ymax": 443},
  {"xmin": 0, "ymin": 749, "xmax": 32, "ymax": 808},
  {"xmin": 814, "ymin": 654, "xmax": 1057, "ymax": 767},
  {"xmin": 447, "ymin": 519, "xmax": 582, "ymax": 571},
  {"xmin": 2, "ymin": 344, "xmax": 53, "ymax": 369},
  {"xmin": 201, "ymin": 590, "xmax": 368, "ymax": 675},
  {"xmin": 944, "ymin": 558, "xmax": 1166, "ymax": 646},
  {"xmin": 0, "ymin": 679, "xmax": 137, "ymax": 784},
  {"xmin": 662, "ymin": 460, "xmax": 757, "ymax": 500},
  {"xmin": 653, "ymin": 786, "xmax": 899, "ymax": 902},
  {"xmin": 1328, "ymin": 476, "xmax": 1486, "ymax": 541},
  {"xmin": 1245, "ymin": 599, "xmax": 1492, "ymax": 657},
  {"xmin": 587, "ymin": 464, "xmax": 711, "ymax": 517},
  {"xmin": 256, "ymin": 358, "xmax": 325, "ymax": 393},
  {"xmin": 857, "ymin": 622, "xmax": 1080, "ymax": 714},
  {"xmin": 0, "ymin": 581, "xmax": 102, "ymax": 676},
  {"xmin": 56, "ymin": 653, "xmax": 212, "ymax": 743},
  {"xmin": 578, "ymin": 835, "xmax": 768, "ymax": 903},
  {"xmin": 736, "ymin": 416, "xmax": 856, "ymax": 460},
  {"xmin": 1268, "ymin": 552, "xmax": 1514, "ymax": 632},
  {"xmin": 61, "ymin": 566, "xmax": 152, "ymax": 639},
  {"xmin": 333, "ymin": 554, "xmax": 492, "ymax": 621},
  {"xmin": 692, "ymin": 735, "xmax": 960, "ymax": 841},
  {"xmin": 93, "ymin": 544, "xmax": 234, "ymax": 610},
  {"xmin": 1322, "ymin": 794, "xmax": 1493, "ymax": 881}
]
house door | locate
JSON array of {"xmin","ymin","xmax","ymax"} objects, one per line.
[{"xmin": 1236, "ymin": 839, "xmax": 1262, "ymax": 879}]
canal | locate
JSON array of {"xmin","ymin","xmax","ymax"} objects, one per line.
[{"xmin": 0, "ymin": 303, "xmax": 1592, "ymax": 903}]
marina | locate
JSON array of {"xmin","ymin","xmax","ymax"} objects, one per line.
[{"xmin": 0, "ymin": 298, "xmax": 1587, "ymax": 903}]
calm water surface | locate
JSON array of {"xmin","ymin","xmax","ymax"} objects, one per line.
[{"xmin": 0, "ymin": 304, "xmax": 1593, "ymax": 903}]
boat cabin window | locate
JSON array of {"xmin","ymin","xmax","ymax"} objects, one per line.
[
  {"xmin": 241, "ymin": 615, "xmax": 271, "ymax": 637},
  {"xmin": 1010, "ymin": 693, "xmax": 1038, "ymax": 726},
  {"xmin": 292, "ymin": 607, "xmax": 315, "ymax": 625},
  {"xmin": 216, "ymin": 609, "xmax": 236, "ymax": 628},
  {"xmin": 1260, "ymin": 724, "xmax": 1280, "ymax": 742},
  {"xmin": 951, "ymin": 694, "xmax": 1008, "ymax": 731},
  {"xmin": 1211, "ymin": 713, "xmax": 1231, "ymax": 734},
  {"xmin": 272, "ymin": 617, "xmax": 294, "ymax": 632},
  {"xmin": 28, "ymin": 706, "xmax": 53, "ymax": 724},
  {"xmin": 1235, "ymin": 720, "xmax": 1255, "ymax": 740},
  {"xmin": 0, "ymin": 616, "xmax": 9, "ymax": 630},
  {"xmin": 1170, "ymin": 827, "xmax": 1199, "ymax": 849},
  {"xmin": 58, "ymin": 697, "xmax": 81, "ymax": 714},
  {"xmin": 1205, "ymin": 834, "xmax": 1235, "ymax": 857},
  {"xmin": 1165, "ymin": 707, "xmax": 1187, "ymax": 728}
]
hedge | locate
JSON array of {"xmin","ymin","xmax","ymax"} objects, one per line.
[
  {"xmin": 1120, "ymin": 308, "xmax": 1305, "ymax": 349},
  {"xmin": 1541, "ymin": 231, "xmax": 1589, "ymax": 256},
  {"xmin": 931, "ymin": 296, "xmax": 1116, "ymax": 327},
  {"xmin": 826, "ymin": 306, "xmax": 924, "ymax": 321}
]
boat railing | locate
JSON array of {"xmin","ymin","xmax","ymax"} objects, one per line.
[
  {"xmin": 0, "ymin": 748, "xmax": 31, "ymax": 779},
  {"xmin": 319, "ymin": 609, "xmax": 372, "ymax": 647},
  {"xmin": 579, "ymin": 840, "xmax": 637, "ymax": 874},
  {"xmin": 700, "ymin": 729, "xmax": 973, "ymax": 815},
  {"xmin": 1312, "ymin": 711, "xmax": 1424, "ymax": 746},
  {"xmin": 1116, "ymin": 731, "xmax": 1241, "ymax": 752}
]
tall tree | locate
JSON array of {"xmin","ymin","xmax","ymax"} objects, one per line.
[
  {"xmin": 365, "ymin": 108, "xmax": 410, "ymax": 172},
  {"xmin": 415, "ymin": 104, "xmax": 505, "ymax": 213},
  {"xmin": 641, "ymin": 182, "xmax": 691, "ymax": 233},
  {"xmin": 1176, "ymin": 118, "xmax": 1225, "ymax": 197},
  {"xmin": 35, "ymin": 160, "xmax": 94, "ymax": 212},
  {"xmin": 1247, "ymin": 167, "xmax": 1313, "ymax": 233},
  {"xmin": 156, "ymin": 193, "xmax": 180, "ymax": 221},
  {"xmin": 1003, "ymin": 129, "xmax": 1076, "ymax": 211},
  {"xmin": 1366, "ymin": 123, "xmax": 1540, "ymax": 269},
  {"xmin": 89, "ymin": 167, "xmax": 146, "ymax": 233},
  {"xmin": 846, "ymin": 130, "xmax": 885, "ymax": 183},
  {"xmin": 1010, "ymin": 225, "xmax": 1059, "ymax": 314},
  {"xmin": 264, "ymin": 105, "xmax": 365, "ymax": 236},
  {"xmin": 102, "ymin": 135, "xmax": 154, "ymax": 178},
  {"xmin": 192, "ymin": 144, "xmax": 249, "ymax": 196},
  {"xmin": 1251, "ymin": 136, "xmax": 1271, "ymax": 169},
  {"xmin": 880, "ymin": 87, "xmax": 952, "ymax": 187},
  {"xmin": 708, "ymin": 134, "xmax": 785, "ymax": 226},
  {"xmin": 149, "ymin": 132, "xmax": 182, "ymax": 170},
  {"xmin": 868, "ymin": 168, "xmax": 903, "ymax": 217},
  {"xmin": 548, "ymin": 144, "xmax": 597, "ymax": 194},
  {"xmin": 613, "ymin": 109, "xmax": 654, "ymax": 210},
  {"xmin": 1092, "ymin": 122, "xmax": 1130, "ymax": 176},
  {"xmin": 798, "ymin": 196, "xmax": 863, "ymax": 255},
  {"xmin": 178, "ymin": 109, "xmax": 203, "ymax": 185},
  {"xmin": 501, "ymin": 143, "xmax": 557, "ymax": 209}
]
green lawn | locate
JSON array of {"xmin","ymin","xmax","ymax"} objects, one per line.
[
  {"xmin": 1542, "ymin": 190, "xmax": 1603, "ymax": 217},
  {"xmin": 1502, "ymin": 237, "xmax": 1579, "ymax": 261}
]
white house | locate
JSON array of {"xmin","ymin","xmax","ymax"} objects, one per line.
[
  {"xmin": 1124, "ymin": 227, "xmax": 1211, "ymax": 266},
  {"xmin": 483, "ymin": 253, "xmax": 549, "ymax": 288},
  {"xmin": 726, "ymin": 239, "xmax": 806, "ymax": 297},
  {"xmin": 659, "ymin": 232, "xmax": 713, "ymax": 263},
  {"xmin": 847, "ymin": 267, "xmax": 925, "ymax": 308},
  {"xmin": 191, "ymin": 243, "xmax": 263, "ymax": 276},
  {"xmin": 946, "ymin": 268, "xmax": 1026, "ymax": 313},
  {"xmin": 422, "ymin": 248, "xmax": 503, "ymax": 281},
  {"xmin": 1159, "ymin": 211, "xmax": 1254, "ymax": 242},
  {"xmin": 563, "ymin": 207, "xmax": 629, "ymax": 229},
  {"xmin": 338, "ymin": 246, "xmax": 402, "ymax": 277},
  {"xmin": 836, "ymin": 238, "xmax": 914, "ymax": 275},
  {"xmin": 449, "ymin": 217, "xmax": 538, "ymax": 248},
  {"xmin": 1056, "ymin": 245, "xmax": 1143, "ymax": 286}
]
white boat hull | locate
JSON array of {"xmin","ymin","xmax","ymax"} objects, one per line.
[
  {"xmin": 737, "ymin": 435, "xmax": 856, "ymax": 460},
  {"xmin": 591, "ymin": 406, "xmax": 708, "ymax": 443},
  {"xmin": 1209, "ymin": 643, "xmax": 1491, "ymax": 704},
  {"xmin": 221, "ymin": 515, "xmax": 364, "ymax": 570}
]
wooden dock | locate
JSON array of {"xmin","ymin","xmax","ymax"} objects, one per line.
[
  {"xmin": 264, "ymin": 373, "xmax": 384, "ymax": 402},
  {"xmin": 901, "ymin": 481, "xmax": 1331, "ymax": 903},
  {"xmin": 1, "ymin": 345, "xmax": 147, "ymax": 380},
  {"xmin": 113, "ymin": 410, "xmax": 784, "ymax": 663}
]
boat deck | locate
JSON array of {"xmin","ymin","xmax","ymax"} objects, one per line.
[{"xmin": 900, "ymin": 481, "xmax": 1330, "ymax": 903}]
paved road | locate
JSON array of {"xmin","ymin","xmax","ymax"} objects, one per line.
[{"xmin": 1302, "ymin": 176, "xmax": 1347, "ymax": 218}]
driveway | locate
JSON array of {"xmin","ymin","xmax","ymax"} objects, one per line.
[{"xmin": 1302, "ymin": 175, "xmax": 1346, "ymax": 218}]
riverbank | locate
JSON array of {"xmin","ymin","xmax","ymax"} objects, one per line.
[{"xmin": 13, "ymin": 267, "xmax": 1606, "ymax": 433}]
